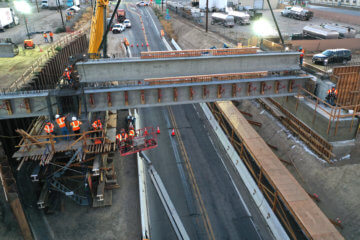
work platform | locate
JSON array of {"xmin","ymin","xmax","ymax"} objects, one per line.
[{"xmin": 213, "ymin": 101, "xmax": 343, "ymax": 240}]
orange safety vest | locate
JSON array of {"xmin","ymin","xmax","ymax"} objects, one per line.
[
  {"xmin": 44, "ymin": 123, "xmax": 54, "ymax": 133},
  {"xmin": 299, "ymin": 49, "xmax": 304, "ymax": 58},
  {"xmin": 70, "ymin": 120, "xmax": 82, "ymax": 131},
  {"xmin": 49, "ymin": 32, "xmax": 54, "ymax": 37},
  {"xmin": 116, "ymin": 134, "xmax": 122, "ymax": 141},
  {"xmin": 56, "ymin": 117, "xmax": 66, "ymax": 128},
  {"xmin": 92, "ymin": 120, "xmax": 102, "ymax": 130},
  {"xmin": 129, "ymin": 129, "xmax": 135, "ymax": 137},
  {"xmin": 121, "ymin": 132, "xmax": 128, "ymax": 141},
  {"xmin": 43, "ymin": 33, "xmax": 47, "ymax": 38},
  {"xmin": 328, "ymin": 89, "xmax": 338, "ymax": 95}
]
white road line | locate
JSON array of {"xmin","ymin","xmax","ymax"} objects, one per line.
[{"xmin": 145, "ymin": 7, "xmax": 160, "ymax": 35}]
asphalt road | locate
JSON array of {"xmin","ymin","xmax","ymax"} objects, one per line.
[{"xmin": 125, "ymin": 3, "xmax": 275, "ymax": 240}]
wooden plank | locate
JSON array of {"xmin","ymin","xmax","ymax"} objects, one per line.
[{"xmin": 215, "ymin": 101, "xmax": 344, "ymax": 240}]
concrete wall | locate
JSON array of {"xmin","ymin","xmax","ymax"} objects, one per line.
[
  {"xmin": 275, "ymin": 96, "xmax": 359, "ymax": 142},
  {"xmin": 290, "ymin": 38, "xmax": 360, "ymax": 53}
]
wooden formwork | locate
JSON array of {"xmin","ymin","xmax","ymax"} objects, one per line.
[
  {"xmin": 333, "ymin": 65, "xmax": 360, "ymax": 107},
  {"xmin": 211, "ymin": 101, "xmax": 343, "ymax": 240},
  {"xmin": 140, "ymin": 47, "xmax": 259, "ymax": 59}
]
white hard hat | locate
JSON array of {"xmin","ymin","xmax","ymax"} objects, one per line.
[
  {"xmin": 55, "ymin": 114, "xmax": 60, "ymax": 118},
  {"xmin": 72, "ymin": 117, "xmax": 77, "ymax": 121}
]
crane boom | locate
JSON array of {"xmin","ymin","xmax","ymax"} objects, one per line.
[{"xmin": 88, "ymin": 0, "xmax": 109, "ymax": 58}]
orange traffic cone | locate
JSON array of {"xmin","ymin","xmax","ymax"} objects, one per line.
[
  {"xmin": 131, "ymin": 44, "xmax": 134, "ymax": 47},
  {"xmin": 156, "ymin": 126, "xmax": 160, "ymax": 134},
  {"xmin": 136, "ymin": 43, "xmax": 139, "ymax": 47},
  {"xmin": 146, "ymin": 43, "xmax": 149, "ymax": 47},
  {"xmin": 141, "ymin": 43, "xmax": 144, "ymax": 47},
  {"xmin": 171, "ymin": 128, "xmax": 175, "ymax": 136},
  {"xmin": 144, "ymin": 128, "xmax": 148, "ymax": 136},
  {"xmin": 39, "ymin": 46, "xmax": 43, "ymax": 52}
]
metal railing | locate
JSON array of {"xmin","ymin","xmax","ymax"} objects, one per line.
[{"xmin": 297, "ymin": 88, "xmax": 360, "ymax": 135}]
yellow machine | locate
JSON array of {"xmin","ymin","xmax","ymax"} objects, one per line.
[{"xmin": 88, "ymin": 0, "xmax": 109, "ymax": 58}]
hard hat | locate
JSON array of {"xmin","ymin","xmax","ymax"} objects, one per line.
[
  {"xmin": 299, "ymin": 46, "xmax": 303, "ymax": 50},
  {"xmin": 72, "ymin": 117, "xmax": 77, "ymax": 121},
  {"xmin": 55, "ymin": 114, "xmax": 60, "ymax": 118},
  {"xmin": 120, "ymin": 128, "xmax": 125, "ymax": 133},
  {"xmin": 65, "ymin": 68, "xmax": 68, "ymax": 71}
]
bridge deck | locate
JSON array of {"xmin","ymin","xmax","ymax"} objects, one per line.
[{"xmin": 216, "ymin": 101, "xmax": 343, "ymax": 240}]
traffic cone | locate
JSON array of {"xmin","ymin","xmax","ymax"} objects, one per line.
[
  {"xmin": 144, "ymin": 128, "xmax": 148, "ymax": 136},
  {"xmin": 131, "ymin": 44, "xmax": 134, "ymax": 47},
  {"xmin": 141, "ymin": 43, "xmax": 144, "ymax": 47},
  {"xmin": 146, "ymin": 43, "xmax": 149, "ymax": 47},
  {"xmin": 136, "ymin": 43, "xmax": 139, "ymax": 47},
  {"xmin": 156, "ymin": 126, "xmax": 160, "ymax": 134},
  {"xmin": 171, "ymin": 128, "xmax": 175, "ymax": 136},
  {"xmin": 39, "ymin": 46, "xmax": 43, "ymax": 52}
]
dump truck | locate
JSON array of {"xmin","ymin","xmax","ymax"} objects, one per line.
[
  {"xmin": 281, "ymin": 6, "xmax": 313, "ymax": 21},
  {"xmin": 211, "ymin": 13, "xmax": 234, "ymax": 28},
  {"xmin": 116, "ymin": 9, "xmax": 126, "ymax": 23},
  {"xmin": 0, "ymin": 8, "xmax": 19, "ymax": 31}
]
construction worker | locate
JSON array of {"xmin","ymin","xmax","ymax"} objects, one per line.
[
  {"xmin": 55, "ymin": 114, "xmax": 69, "ymax": 140},
  {"xmin": 128, "ymin": 125, "xmax": 136, "ymax": 147},
  {"xmin": 116, "ymin": 133, "xmax": 122, "ymax": 144},
  {"xmin": 70, "ymin": 117, "xmax": 82, "ymax": 138},
  {"xmin": 92, "ymin": 119, "xmax": 103, "ymax": 138},
  {"xmin": 326, "ymin": 87, "xmax": 338, "ymax": 106},
  {"xmin": 44, "ymin": 121, "xmax": 54, "ymax": 141},
  {"xmin": 43, "ymin": 32, "xmax": 49, "ymax": 43},
  {"xmin": 63, "ymin": 68, "xmax": 72, "ymax": 84},
  {"xmin": 299, "ymin": 46, "xmax": 305, "ymax": 66},
  {"xmin": 49, "ymin": 31, "xmax": 54, "ymax": 42},
  {"xmin": 120, "ymin": 128, "xmax": 128, "ymax": 147}
]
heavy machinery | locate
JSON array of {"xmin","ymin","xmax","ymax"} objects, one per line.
[
  {"xmin": 211, "ymin": 13, "xmax": 234, "ymax": 28},
  {"xmin": 24, "ymin": 39, "xmax": 35, "ymax": 49},
  {"xmin": 281, "ymin": 6, "xmax": 313, "ymax": 21}
]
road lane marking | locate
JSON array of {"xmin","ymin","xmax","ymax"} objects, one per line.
[{"xmin": 168, "ymin": 106, "xmax": 216, "ymax": 240}]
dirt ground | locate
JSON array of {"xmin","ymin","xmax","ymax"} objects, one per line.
[
  {"xmin": 193, "ymin": 8, "xmax": 360, "ymax": 44},
  {"xmin": 165, "ymin": 13, "xmax": 360, "ymax": 239},
  {"xmin": 0, "ymin": 6, "xmax": 92, "ymax": 90}
]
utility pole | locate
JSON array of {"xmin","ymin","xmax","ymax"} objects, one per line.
[
  {"xmin": 205, "ymin": 0, "xmax": 208, "ymax": 32},
  {"xmin": 35, "ymin": 0, "xmax": 40, "ymax": 13},
  {"xmin": 24, "ymin": 15, "xmax": 31, "ymax": 39},
  {"xmin": 266, "ymin": 0, "xmax": 284, "ymax": 45},
  {"xmin": 57, "ymin": 0, "xmax": 66, "ymax": 30}
]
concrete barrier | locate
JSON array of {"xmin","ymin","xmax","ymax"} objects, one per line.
[{"xmin": 0, "ymin": 43, "xmax": 18, "ymax": 58}]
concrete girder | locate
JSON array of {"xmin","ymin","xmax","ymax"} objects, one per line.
[
  {"xmin": 77, "ymin": 52, "xmax": 301, "ymax": 82},
  {"xmin": 0, "ymin": 75, "xmax": 308, "ymax": 119}
]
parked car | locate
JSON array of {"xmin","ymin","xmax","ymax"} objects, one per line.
[
  {"xmin": 136, "ymin": 1, "xmax": 149, "ymax": 6},
  {"xmin": 112, "ymin": 23, "xmax": 125, "ymax": 33},
  {"xmin": 123, "ymin": 19, "xmax": 131, "ymax": 28},
  {"xmin": 312, "ymin": 49, "xmax": 352, "ymax": 66}
]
